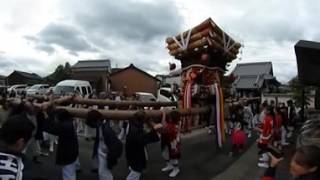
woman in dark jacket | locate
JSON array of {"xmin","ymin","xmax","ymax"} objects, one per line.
[
  {"xmin": 261, "ymin": 145, "xmax": 320, "ymax": 180},
  {"xmin": 44, "ymin": 108, "xmax": 79, "ymax": 180}
]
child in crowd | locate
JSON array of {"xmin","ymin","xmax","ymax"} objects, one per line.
[
  {"xmin": 255, "ymin": 106, "xmax": 274, "ymax": 168},
  {"xmin": 0, "ymin": 114, "xmax": 35, "ymax": 179},
  {"xmin": 230, "ymin": 121, "xmax": 246, "ymax": 156},
  {"xmin": 160, "ymin": 110, "xmax": 181, "ymax": 178}
]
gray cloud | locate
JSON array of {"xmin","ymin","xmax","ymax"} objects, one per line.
[
  {"xmin": 39, "ymin": 23, "xmax": 94, "ymax": 51},
  {"xmin": 35, "ymin": 44, "xmax": 55, "ymax": 55},
  {"xmin": 22, "ymin": 0, "xmax": 183, "ymax": 73},
  {"xmin": 0, "ymin": 55, "xmax": 47, "ymax": 76},
  {"xmin": 24, "ymin": 35, "xmax": 39, "ymax": 43},
  {"xmin": 7, "ymin": 0, "xmax": 318, "ymax": 82},
  {"xmin": 56, "ymin": 0, "xmax": 183, "ymax": 74},
  {"xmin": 205, "ymin": 0, "xmax": 320, "ymax": 44},
  {"xmin": 25, "ymin": 23, "xmax": 98, "ymax": 55},
  {"xmin": 65, "ymin": 0, "xmax": 183, "ymax": 42}
]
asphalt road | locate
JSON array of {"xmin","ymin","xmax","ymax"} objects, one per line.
[{"xmin": 23, "ymin": 129, "xmax": 256, "ymax": 180}]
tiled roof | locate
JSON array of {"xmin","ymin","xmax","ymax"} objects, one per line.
[
  {"xmin": 13, "ymin": 71, "xmax": 42, "ymax": 80},
  {"xmin": 232, "ymin": 62, "xmax": 273, "ymax": 76},
  {"xmin": 111, "ymin": 64, "xmax": 160, "ymax": 82},
  {"xmin": 233, "ymin": 75, "xmax": 264, "ymax": 89},
  {"xmin": 72, "ymin": 59, "xmax": 111, "ymax": 69}
]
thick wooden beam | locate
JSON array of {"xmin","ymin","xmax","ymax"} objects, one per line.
[
  {"xmin": 22, "ymin": 95, "xmax": 178, "ymax": 108},
  {"xmin": 72, "ymin": 98, "xmax": 177, "ymax": 108},
  {"xmin": 56, "ymin": 106, "xmax": 210, "ymax": 120}
]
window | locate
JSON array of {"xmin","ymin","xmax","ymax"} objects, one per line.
[
  {"xmin": 160, "ymin": 89, "xmax": 177, "ymax": 101},
  {"xmin": 88, "ymin": 87, "xmax": 92, "ymax": 95},
  {"xmin": 54, "ymin": 86, "xmax": 74, "ymax": 95},
  {"xmin": 75, "ymin": 87, "xmax": 80, "ymax": 93},
  {"xmin": 81, "ymin": 87, "xmax": 87, "ymax": 96},
  {"xmin": 30, "ymin": 85, "xmax": 41, "ymax": 90},
  {"xmin": 160, "ymin": 89, "xmax": 171, "ymax": 99}
]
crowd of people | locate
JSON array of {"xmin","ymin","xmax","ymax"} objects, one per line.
[
  {"xmin": 0, "ymin": 89, "xmax": 319, "ymax": 180},
  {"xmin": 223, "ymin": 99, "xmax": 297, "ymax": 158},
  {"xmin": 224, "ymin": 99, "xmax": 320, "ymax": 179},
  {"xmin": 0, "ymin": 90, "xmax": 183, "ymax": 180}
]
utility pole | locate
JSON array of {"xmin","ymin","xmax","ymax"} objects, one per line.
[{"xmin": 301, "ymin": 86, "xmax": 305, "ymax": 122}]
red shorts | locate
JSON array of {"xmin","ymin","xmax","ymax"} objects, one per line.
[{"xmin": 231, "ymin": 130, "xmax": 246, "ymax": 145}]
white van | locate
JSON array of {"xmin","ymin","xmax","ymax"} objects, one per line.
[{"xmin": 54, "ymin": 80, "xmax": 92, "ymax": 97}]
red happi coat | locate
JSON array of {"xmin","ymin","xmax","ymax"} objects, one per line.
[
  {"xmin": 161, "ymin": 121, "xmax": 181, "ymax": 159},
  {"xmin": 258, "ymin": 115, "xmax": 273, "ymax": 145},
  {"xmin": 273, "ymin": 113, "xmax": 283, "ymax": 141}
]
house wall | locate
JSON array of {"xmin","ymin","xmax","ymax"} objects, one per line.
[
  {"xmin": 71, "ymin": 70, "xmax": 109, "ymax": 93},
  {"xmin": 0, "ymin": 78, "xmax": 5, "ymax": 85},
  {"xmin": 110, "ymin": 68, "xmax": 159, "ymax": 96}
]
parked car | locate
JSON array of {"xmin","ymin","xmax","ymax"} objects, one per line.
[
  {"xmin": 134, "ymin": 92, "xmax": 157, "ymax": 102},
  {"xmin": 26, "ymin": 84, "xmax": 50, "ymax": 96},
  {"xmin": 7, "ymin": 84, "xmax": 28, "ymax": 95},
  {"xmin": 157, "ymin": 87, "xmax": 178, "ymax": 102},
  {"xmin": 54, "ymin": 80, "xmax": 92, "ymax": 97},
  {"xmin": 46, "ymin": 87, "xmax": 55, "ymax": 94}
]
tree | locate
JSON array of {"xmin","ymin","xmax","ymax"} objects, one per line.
[
  {"xmin": 289, "ymin": 76, "xmax": 311, "ymax": 108},
  {"xmin": 45, "ymin": 62, "xmax": 72, "ymax": 85}
]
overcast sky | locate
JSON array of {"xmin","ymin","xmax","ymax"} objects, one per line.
[{"xmin": 0, "ymin": 0, "xmax": 319, "ymax": 83}]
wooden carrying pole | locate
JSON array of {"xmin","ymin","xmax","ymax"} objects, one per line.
[
  {"xmin": 56, "ymin": 106, "xmax": 210, "ymax": 120},
  {"xmin": 23, "ymin": 95, "xmax": 178, "ymax": 108},
  {"xmin": 72, "ymin": 98, "xmax": 177, "ymax": 108}
]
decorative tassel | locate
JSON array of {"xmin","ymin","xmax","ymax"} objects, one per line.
[
  {"xmin": 215, "ymin": 83, "xmax": 222, "ymax": 147},
  {"xmin": 215, "ymin": 83, "xmax": 225, "ymax": 147}
]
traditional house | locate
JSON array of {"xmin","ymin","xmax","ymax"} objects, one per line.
[
  {"xmin": 0, "ymin": 75, "xmax": 6, "ymax": 85},
  {"xmin": 231, "ymin": 62, "xmax": 280, "ymax": 97},
  {"xmin": 71, "ymin": 59, "xmax": 111, "ymax": 93},
  {"xmin": 110, "ymin": 64, "xmax": 160, "ymax": 96},
  {"xmin": 7, "ymin": 71, "xmax": 42, "ymax": 85}
]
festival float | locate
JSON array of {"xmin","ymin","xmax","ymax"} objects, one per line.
[{"xmin": 166, "ymin": 18, "xmax": 241, "ymax": 146}]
